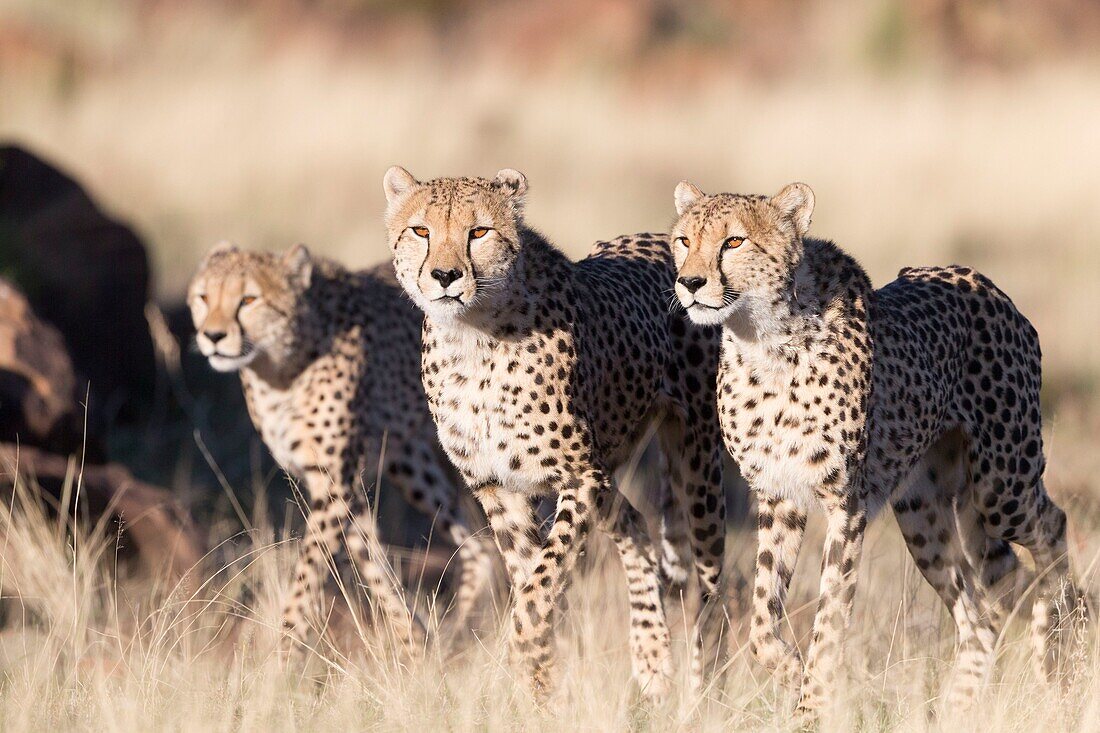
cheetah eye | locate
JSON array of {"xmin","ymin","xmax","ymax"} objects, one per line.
[
  {"xmin": 674, "ymin": 236, "xmax": 689, "ymax": 248},
  {"xmin": 411, "ymin": 226, "xmax": 430, "ymax": 239},
  {"xmin": 198, "ymin": 294, "xmax": 208, "ymax": 304},
  {"xmin": 240, "ymin": 295, "xmax": 257, "ymax": 307},
  {"xmin": 469, "ymin": 227, "xmax": 491, "ymax": 240},
  {"xmin": 722, "ymin": 236, "xmax": 745, "ymax": 251}
]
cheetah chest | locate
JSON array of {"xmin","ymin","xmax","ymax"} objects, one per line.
[
  {"xmin": 241, "ymin": 371, "xmax": 332, "ymax": 480},
  {"xmin": 242, "ymin": 376, "xmax": 301, "ymax": 471},
  {"xmin": 718, "ymin": 344, "xmax": 847, "ymax": 506},
  {"xmin": 428, "ymin": 332, "xmax": 558, "ymax": 490}
]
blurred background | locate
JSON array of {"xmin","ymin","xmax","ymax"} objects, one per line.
[{"xmin": 0, "ymin": 0, "xmax": 1098, "ymax": 541}]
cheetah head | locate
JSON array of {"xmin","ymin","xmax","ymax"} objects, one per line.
[
  {"xmin": 669, "ymin": 181, "xmax": 814, "ymax": 327},
  {"xmin": 383, "ymin": 166, "xmax": 527, "ymax": 323},
  {"xmin": 188, "ymin": 242, "xmax": 312, "ymax": 372}
]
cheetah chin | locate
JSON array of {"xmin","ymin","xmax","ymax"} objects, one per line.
[
  {"xmin": 684, "ymin": 300, "xmax": 738, "ymax": 327},
  {"xmin": 206, "ymin": 350, "xmax": 257, "ymax": 372},
  {"xmin": 422, "ymin": 296, "xmax": 468, "ymax": 323}
]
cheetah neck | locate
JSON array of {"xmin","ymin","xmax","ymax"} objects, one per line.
[
  {"xmin": 725, "ymin": 256, "xmax": 825, "ymax": 362},
  {"xmin": 723, "ymin": 238, "xmax": 872, "ymax": 375},
  {"xmin": 242, "ymin": 268, "xmax": 349, "ymax": 388},
  {"xmin": 441, "ymin": 227, "xmax": 567, "ymax": 343}
]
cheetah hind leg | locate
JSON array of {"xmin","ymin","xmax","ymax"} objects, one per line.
[
  {"xmin": 600, "ymin": 492, "xmax": 674, "ymax": 702},
  {"xmin": 955, "ymin": 497, "xmax": 1025, "ymax": 629},
  {"xmin": 656, "ymin": 451, "xmax": 693, "ymax": 591},
  {"xmin": 893, "ymin": 434, "xmax": 999, "ymax": 711},
  {"xmin": 1018, "ymin": 486, "xmax": 1087, "ymax": 685},
  {"xmin": 966, "ymin": 435, "xmax": 1086, "ymax": 686},
  {"xmin": 657, "ymin": 416, "xmax": 728, "ymax": 698}
]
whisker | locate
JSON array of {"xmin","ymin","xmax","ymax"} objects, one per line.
[
  {"xmin": 666, "ymin": 290, "xmax": 684, "ymax": 316},
  {"xmin": 468, "ymin": 276, "xmax": 511, "ymax": 308}
]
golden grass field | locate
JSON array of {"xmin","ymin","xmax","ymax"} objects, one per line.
[
  {"xmin": 1, "ymin": 460, "xmax": 1099, "ymax": 732},
  {"xmin": 1, "ymin": 1, "xmax": 1100, "ymax": 730}
]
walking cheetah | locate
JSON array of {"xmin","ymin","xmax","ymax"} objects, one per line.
[
  {"xmin": 188, "ymin": 243, "xmax": 494, "ymax": 652},
  {"xmin": 667, "ymin": 181, "xmax": 1079, "ymax": 714},
  {"xmin": 382, "ymin": 166, "xmax": 727, "ymax": 701}
]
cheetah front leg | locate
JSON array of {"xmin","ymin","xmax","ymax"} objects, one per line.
[
  {"xmin": 474, "ymin": 486, "xmax": 551, "ymax": 681},
  {"xmin": 600, "ymin": 494, "xmax": 673, "ymax": 701},
  {"xmin": 279, "ymin": 475, "xmax": 354, "ymax": 654},
  {"xmin": 749, "ymin": 494, "xmax": 807, "ymax": 689},
  {"xmin": 795, "ymin": 491, "xmax": 866, "ymax": 718},
  {"xmin": 280, "ymin": 472, "xmax": 424, "ymax": 657},
  {"xmin": 474, "ymin": 485, "xmax": 543, "ymax": 593},
  {"xmin": 509, "ymin": 470, "xmax": 603, "ymax": 702}
]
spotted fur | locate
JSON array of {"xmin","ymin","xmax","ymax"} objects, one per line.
[
  {"xmin": 384, "ymin": 167, "xmax": 727, "ymax": 701},
  {"xmin": 669, "ymin": 181, "xmax": 1080, "ymax": 715},
  {"xmin": 188, "ymin": 243, "xmax": 494, "ymax": 653}
]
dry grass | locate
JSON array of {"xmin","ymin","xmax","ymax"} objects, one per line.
[{"xmin": 0, "ymin": 458, "xmax": 1098, "ymax": 732}]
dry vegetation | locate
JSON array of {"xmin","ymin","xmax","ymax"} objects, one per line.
[
  {"xmin": 1, "ymin": 1, "xmax": 1099, "ymax": 730},
  {"xmin": 1, "ymin": 463, "xmax": 1099, "ymax": 732}
]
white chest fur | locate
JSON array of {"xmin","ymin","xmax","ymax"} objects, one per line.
[
  {"xmin": 241, "ymin": 371, "xmax": 301, "ymax": 474},
  {"xmin": 719, "ymin": 334, "xmax": 846, "ymax": 509},
  {"xmin": 428, "ymin": 326, "xmax": 556, "ymax": 491}
]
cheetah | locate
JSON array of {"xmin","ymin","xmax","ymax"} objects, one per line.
[
  {"xmin": 188, "ymin": 242, "xmax": 495, "ymax": 653},
  {"xmin": 382, "ymin": 166, "xmax": 727, "ymax": 701},
  {"xmin": 667, "ymin": 181, "xmax": 1080, "ymax": 714}
]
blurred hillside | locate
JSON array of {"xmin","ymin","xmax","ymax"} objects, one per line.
[
  {"xmin": 7, "ymin": 0, "xmax": 1100, "ymax": 76},
  {"xmin": 1, "ymin": 0, "xmax": 1098, "ymax": 512}
]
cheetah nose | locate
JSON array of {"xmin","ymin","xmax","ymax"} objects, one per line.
[
  {"xmin": 431, "ymin": 268, "xmax": 463, "ymax": 288},
  {"xmin": 204, "ymin": 330, "xmax": 227, "ymax": 344},
  {"xmin": 677, "ymin": 275, "xmax": 707, "ymax": 294}
]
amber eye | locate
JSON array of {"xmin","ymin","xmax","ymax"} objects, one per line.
[
  {"xmin": 411, "ymin": 226, "xmax": 430, "ymax": 238},
  {"xmin": 198, "ymin": 294, "xmax": 208, "ymax": 304},
  {"xmin": 469, "ymin": 227, "xmax": 490, "ymax": 240},
  {"xmin": 722, "ymin": 236, "xmax": 745, "ymax": 251},
  {"xmin": 240, "ymin": 295, "xmax": 257, "ymax": 306},
  {"xmin": 674, "ymin": 236, "xmax": 689, "ymax": 247}
]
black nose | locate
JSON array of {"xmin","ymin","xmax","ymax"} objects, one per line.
[
  {"xmin": 205, "ymin": 330, "xmax": 227, "ymax": 344},
  {"xmin": 431, "ymin": 268, "xmax": 463, "ymax": 288},
  {"xmin": 678, "ymin": 275, "xmax": 707, "ymax": 294}
]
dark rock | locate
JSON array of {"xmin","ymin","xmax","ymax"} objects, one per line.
[
  {"xmin": 0, "ymin": 144, "xmax": 156, "ymax": 423},
  {"xmin": 0, "ymin": 277, "xmax": 104, "ymax": 460}
]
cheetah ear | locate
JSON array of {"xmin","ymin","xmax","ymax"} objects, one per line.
[
  {"xmin": 771, "ymin": 183, "xmax": 815, "ymax": 239},
  {"xmin": 383, "ymin": 166, "xmax": 418, "ymax": 204},
  {"xmin": 200, "ymin": 240, "xmax": 238, "ymax": 268},
  {"xmin": 674, "ymin": 181, "xmax": 704, "ymax": 217},
  {"xmin": 491, "ymin": 169, "xmax": 528, "ymax": 210},
  {"xmin": 282, "ymin": 243, "xmax": 313, "ymax": 289}
]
